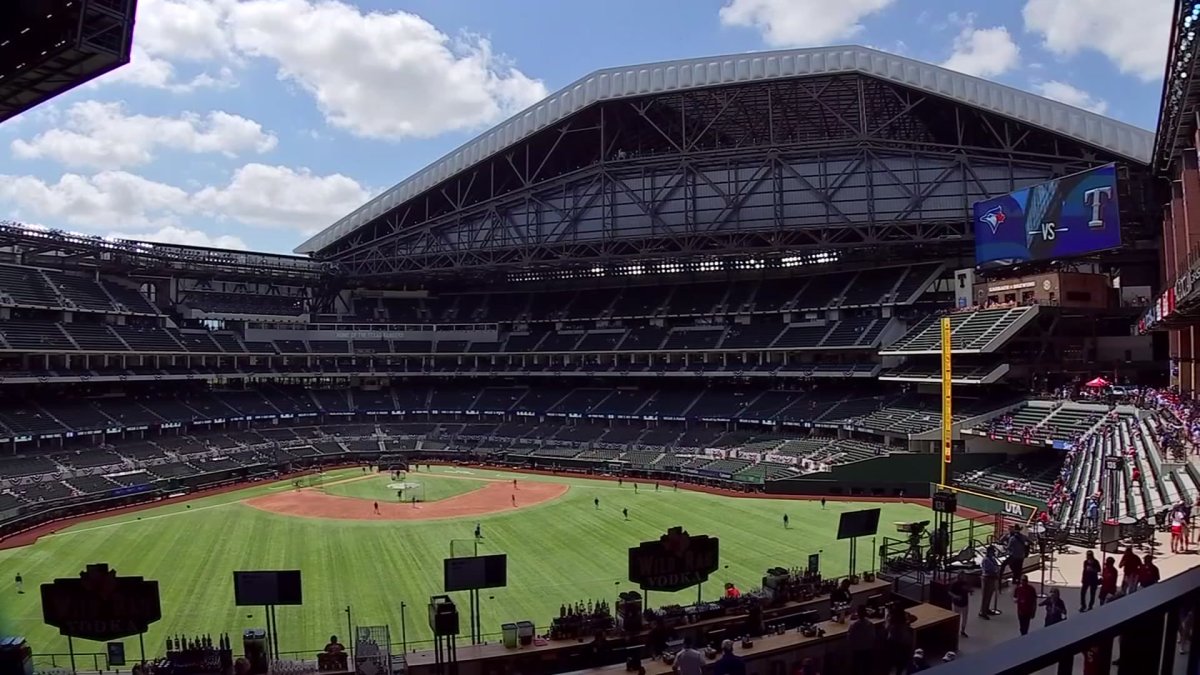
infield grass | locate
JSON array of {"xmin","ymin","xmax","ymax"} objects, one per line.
[{"xmin": 0, "ymin": 467, "xmax": 938, "ymax": 660}]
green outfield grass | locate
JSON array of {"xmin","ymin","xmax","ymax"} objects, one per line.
[
  {"xmin": 319, "ymin": 471, "xmax": 488, "ymax": 503},
  {"xmin": 0, "ymin": 467, "xmax": 938, "ymax": 659}
]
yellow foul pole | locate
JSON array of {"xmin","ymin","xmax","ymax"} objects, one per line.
[{"xmin": 941, "ymin": 317, "xmax": 953, "ymax": 486}]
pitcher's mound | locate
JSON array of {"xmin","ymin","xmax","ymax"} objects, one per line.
[{"xmin": 244, "ymin": 480, "xmax": 567, "ymax": 521}]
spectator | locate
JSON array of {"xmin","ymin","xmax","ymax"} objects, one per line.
[
  {"xmin": 846, "ymin": 606, "xmax": 876, "ymax": 672},
  {"xmin": 884, "ymin": 604, "xmax": 914, "ymax": 675},
  {"xmin": 1041, "ymin": 588, "xmax": 1067, "ymax": 627},
  {"xmin": 1080, "ymin": 550, "xmax": 1100, "ymax": 612},
  {"xmin": 1120, "ymin": 546, "xmax": 1142, "ymax": 594},
  {"xmin": 948, "ymin": 572, "xmax": 971, "ymax": 637},
  {"xmin": 1013, "ymin": 575, "xmax": 1039, "ymax": 636},
  {"xmin": 673, "ymin": 637, "xmax": 704, "ymax": 675},
  {"xmin": 1099, "ymin": 556, "xmax": 1119, "ymax": 605},
  {"xmin": 713, "ymin": 640, "xmax": 745, "ymax": 675},
  {"xmin": 1006, "ymin": 525, "xmax": 1030, "ymax": 583},
  {"xmin": 1139, "ymin": 554, "xmax": 1161, "ymax": 588},
  {"xmin": 979, "ymin": 546, "xmax": 1000, "ymax": 620}
]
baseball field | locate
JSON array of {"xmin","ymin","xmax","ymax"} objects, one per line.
[{"xmin": 0, "ymin": 467, "xmax": 937, "ymax": 660}]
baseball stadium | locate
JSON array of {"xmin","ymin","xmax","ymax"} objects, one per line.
[{"xmin": 4, "ymin": 1, "xmax": 1200, "ymax": 674}]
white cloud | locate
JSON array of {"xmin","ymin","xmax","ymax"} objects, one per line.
[
  {"xmin": 12, "ymin": 101, "xmax": 277, "ymax": 170},
  {"xmin": 942, "ymin": 26, "xmax": 1021, "ymax": 77},
  {"xmin": 1023, "ymin": 0, "xmax": 1172, "ymax": 81},
  {"xmin": 194, "ymin": 163, "xmax": 370, "ymax": 233},
  {"xmin": 0, "ymin": 172, "xmax": 192, "ymax": 229},
  {"xmin": 133, "ymin": 0, "xmax": 235, "ymax": 62},
  {"xmin": 108, "ymin": 225, "xmax": 247, "ymax": 250},
  {"xmin": 1033, "ymin": 80, "xmax": 1110, "ymax": 114},
  {"xmin": 97, "ymin": 44, "xmax": 236, "ymax": 93},
  {"xmin": 223, "ymin": 0, "xmax": 547, "ymax": 139},
  {"xmin": 0, "ymin": 164, "xmax": 367, "ymax": 238},
  {"xmin": 95, "ymin": 0, "xmax": 546, "ymax": 136},
  {"xmin": 718, "ymin": 0, "xmax": 894, "ymax": 47}
]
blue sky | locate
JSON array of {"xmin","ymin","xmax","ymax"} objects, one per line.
[{"xmin": 0, "ymin": 0, "xmax": 1174, "ymax": 253}]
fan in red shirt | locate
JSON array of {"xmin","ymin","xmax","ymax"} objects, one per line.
[
  {"xmin": 1013, "ymin": 575, "xmax": 1039, "ymax": 635},
  {"xmin": 1099, "ymin": 556, "xmax": 1119, "ymax": 605},
  {"xmin": 1139, "ymin": 554, "xmax": 1161, "ymax": 588}
]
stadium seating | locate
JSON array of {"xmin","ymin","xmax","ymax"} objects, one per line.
[
  {"xmin": 0, "ymin": 264, "xmax": 59, "ymax": 307},
  {"xmin": 62, "ymin": 322, "xmax": 127, "ymax": 350},
  {"xmin": 186, "ymin": 292, "xmax": 306, "ymax": 317},
  {"xmin": 43, "ymin": 270, "xmax": 117, "ymax": 312}
]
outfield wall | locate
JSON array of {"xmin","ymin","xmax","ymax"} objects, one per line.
[{"xmin": 763, "ymin": 452, "xmax": 1009, "ymax": 499}]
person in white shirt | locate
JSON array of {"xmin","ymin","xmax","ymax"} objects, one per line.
[{"xmin": 673, "ymin": 637, "xmax": 705, "ymax": 675}]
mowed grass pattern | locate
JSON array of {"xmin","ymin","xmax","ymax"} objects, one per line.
[
  {"xmin": 319, "ymin": 472, "xmax": 488, "ymax": 503},
  {"xmin": 0, "ymin": 467, "xmax": 934, "ymax": 658}
]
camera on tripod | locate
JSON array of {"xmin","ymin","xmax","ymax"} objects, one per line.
[{"xmin": 895, "ymin": 520, "xmax": 930, "ymax": 534}]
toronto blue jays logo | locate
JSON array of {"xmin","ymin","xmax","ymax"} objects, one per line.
[{"xmin": 980, "ymin": 205, "xmax": 1006, "ymax": 235}]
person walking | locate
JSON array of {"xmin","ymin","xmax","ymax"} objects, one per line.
[
  {"xmin": 1099, "ymin": 556, "xmax": 1119, "ymax": 605},
  {"xmin": 373, "ymin": 501, "xmax": 380, "ymax": 515},
  {"xmin": 1014, "ymin": 575, "xmax": 1038, "ymax": 636},
  {"xmin": 1005, "ymin": 525, "xmax": 1030, "ymax": 584},
  {"xmin": 978, "ymin": 546, "xmax": 1000, "ymax": 620},
  {"xmin": 1139, "ymin": 553, "xmax": 1161, "ymax": 588},
  {"xmin": 1041, "ymin": 588, "xmax": 1067, "ymax": 627},
  {"xmin": 820, "ymin": 498, "xmax": 827, "ymax": 510},
  {"xmin": 623, "ymin": 507, "xmax": 629, "ymax": 521},
  {"xmin": 884, "ymin": 604, "xmax": 914, "ymax": 675},
  {"xmin": 846, "ymin": 606, "xmax": 876, "ymax": 673},
  {"xmin": 1120, "ymin": 546, "xmax": 1142, "ymax": 594},
  {"xmin": 783, "ymin": 514, "xmax": 789, "ymax": 529},
  {"xmin": 594, "ymin": 497, "xmax": 600, "ymax": 510},
  {"xmin": 1080, "ymin": 550, "xmax": 1101, "ymax": 612},
  {"xmin": 14, "ymin": 573, "xmax": 22, "ymax": 594},
  {"xmin": 949, "ymin": 572, "xmax": 971, "ymax": 637}
]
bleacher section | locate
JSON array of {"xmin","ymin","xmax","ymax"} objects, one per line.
[{"xmin": 880, "ymin": 306, "xmax": 1040, "ymax": 355}]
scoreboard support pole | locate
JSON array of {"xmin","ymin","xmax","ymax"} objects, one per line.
[{"xmin": 941, "ymin": 318, "xmax": 953, "ymax": 486}]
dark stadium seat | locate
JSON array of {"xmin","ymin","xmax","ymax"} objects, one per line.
[
  {"xmin": 0, "ymin": 265, "xmax": 60, "ymax": 308},
  {"xmin": 62, "ymin": 321, "xmax": 127, "ymax": 350},
  {"xmin": 773, "ymin": 323, "xmax": 831, "ymax": 349},
  {"xmin": 174, "ymin": 331, "xmax": 222, "ymax": 352},
  {"xmin": 112, "ymin": 324, "xmax": 184, "ymax": 351},
  {"xmin": 102, "ymin": 281, "xmax": 158, "ymax": 314},
  {"xmin": 186, "ymin": 292, "xmax": 305, "ymax": 317},
  {"xmin": 43, "ymin": 270, "xmax": 117, "ymax": 312},
  {"xmin": 0, "ymin": 319, "xmax": 75, "ymax": 350}
]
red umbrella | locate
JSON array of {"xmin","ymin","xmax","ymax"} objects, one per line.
[{"xmin": 1084, "ymin": 377, "xmax": 1110, "ymax": 388}]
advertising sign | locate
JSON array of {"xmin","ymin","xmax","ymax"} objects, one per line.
[
  {"xmin": 628, "ymin": 527, "xmax": 719, "ymax": 592},
  {"xmin": 973, "ymin": 164, "xmax": 1121, "ymax": 269},
  {"xmin": 41, "ymin": 564, "xmax": 162, "ymax": 642}
]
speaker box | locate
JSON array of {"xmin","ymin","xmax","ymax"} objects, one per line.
[{"xmin": 429, "ymin": 596, "xmax": 460, "ymax": 636}]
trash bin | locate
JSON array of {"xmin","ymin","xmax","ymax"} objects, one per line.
[
  {"xmin": 501, "ymin": 623, "xmax": 519, "ymax": 649},
  {"xmin": 516, "ymin": 621, "xmax": 535, "ymax": 647}
]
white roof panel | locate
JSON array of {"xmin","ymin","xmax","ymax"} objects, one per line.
[{"xmin": 296, "ymin": 44, "xmax": 1154, "ymax": 255}]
